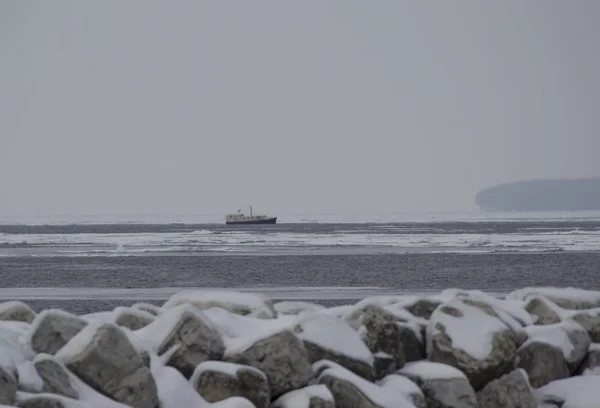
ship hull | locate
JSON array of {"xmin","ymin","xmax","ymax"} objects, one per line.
[{"xmin": 226, "ymin": 217, "xmax": 277, "ymax": 225}]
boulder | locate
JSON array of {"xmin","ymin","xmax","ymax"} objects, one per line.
[
  {"xmin": 190, "ymin": 361, "xmax": 270, "ymax": 408},
  {"xmin": 317, "ymin": 364, "xmax": 416, "ymax": 408},
  {"xmin": 293, "ymin": 313, "xmax": 375, "ymax": 380},
  {"xmin": 398, "ymin": 361, "xmax": 478, "ymax": 408},
  {"xmin": 524, "ymin": 296, "xmax": 562, "ymax": 325},
  {"xmin": 346, "ymin": 304, "xmax": 424, "ymax": 369},
  {"xmin": 114, "ymin": 308, "xmax": 155, "ymax": 331},
  {"xmin": 272, "ymin": 385, "xmax": 334, "ymax": 408},
  {"xmin": 426, "ymin": 297, "xmax": 518, "ymax": 390},
  {"xmin": 28, "ymin": 310, "xmax": 87, "ymax": 355},
  {"xmin": 572, "ymin": 312, "xmax": 600, "ymax": 342},
  {"xmin": 55, "ymin": 322, "xmax": 158, "ymax": 408},
  {"xmin": 518, "ymin": 320, "xmax": 591, "ymax": 381},
  {"xmin": 404, "ymin": 298, "xmax": 441, "ymax": 320},
  {"xmin": 377, "ymin": 374, "xmax": 427, "ymax": 408},
  {"xmin": 576, "ymin": 344, "xmax": 600, "ymax": 376},
  {"xmin": 225, "ymin": 329, "xmax": 311, "ymax": 398},
  {"xmin": 130, "ymin": 302, "xmax": 162, "ymax": 316},
  {"xmin": 136, "ymin": 305, "xmax": 225, "ymax": 378},
  {"xmin": 162, "ymin": 290, "xmax": 277, "ymax": 319},
  {"xmin": 0, "ymin": 366, "xmax": 17, "ymax": 405},
  {"xmin": 515, "ymin": 341, "xmax": 570, "ymax": 388},
  {"xmin": 0, "ymin": 301, "xmax": 36, "ymax": 323},
  {"xmin": 535, "ymin": 376, "xmax": 600, "ymax": 408},
  {"xmin": 476, "ymin": 369, "xmax": 536, "ymax": 408},
  {"xmin": 273, "ymin": 301, "xmax": 326, "ymax": 316},
  {"xmin": 16, "ymin": 395, "xmax": 73, "ymax": 408},
  {"xmin": 372, "ymin": 352, "xmax": 397, "ymax": 380},
  {"xmin": 17, "ymin": 358, "xmax": 78, "ymax": 400}
]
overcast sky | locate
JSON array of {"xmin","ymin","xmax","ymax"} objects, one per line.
[{"xmin": 2, "ymin": 1, "xmax": 599, "ymax": 216}]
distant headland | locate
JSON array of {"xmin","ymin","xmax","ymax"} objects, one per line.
[{"xmin": 475, "ymin": 177, "xmax": 600, "ymax": 212}]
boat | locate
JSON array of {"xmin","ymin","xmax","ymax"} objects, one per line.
[{"xmin": 225, "ymin": 206, "xmax": 277, "ymax": 225}]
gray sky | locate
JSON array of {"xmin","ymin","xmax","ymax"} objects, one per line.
[{"xmin": 2, "ymin": 1, "xmax": 600, "ymax": 216}]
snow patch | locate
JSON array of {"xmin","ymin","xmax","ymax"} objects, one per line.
[
  {"xmin": 272, "ymin": 385, "xmax": 333, "ymax": 408},
  {"xmin": 398, "ymin": 360, "xmax": 468, "ymax": 380}
]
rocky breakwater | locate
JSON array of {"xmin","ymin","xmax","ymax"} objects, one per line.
[{"xmin": 1, "ymin": 287, "xmax": 600, "ymax": 407}]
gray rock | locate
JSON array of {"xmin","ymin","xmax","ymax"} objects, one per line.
[
  {"xmin": 192, "ymin": 361, "xmax": 270, "ymax": 408},
  {"xmin": 29, "ymin": 311, "xmax": 87, "ymax": 355},
  {"xmin": 152, "ymin": 307, "xmax": 225, "ymax": 379},
  {"xmin": 427, "ymin": 298, "xmax": 517, "ymax": 391},
  {"xmin": 130, "ymin": 302, "xmax": 161, "ymax": 316},
  {"xmin": 563, "ymin": 320, "xmax": 592, "ymax": 372},
  {"xmin": 576, "ymin": 345, "xmax": 600, "ymax": 375},
  {"xmin": 476, "ymin": 369, "xmax": 536, "ymax": 408},
  {"xmin": 372, "ymin": 352, "xmax": 397, "ymax": 380},
  {"xmin": 348, "ymin": 305, "xmax": 424, "ymax": 370},
  {"xmin": 405, "ymin": 298, "xmax": 441, "ymax": 320},
  {"xmin": 524, "ymin": 297, "xmax": 562, "ymax": 325},
  {"xmin": 33, "ymin": 359, "xmax": 78, "ymax": 400},
  {"xmin": 17, "ymin": 396, "xmax": 69, "ymax": 408},
  {"xmin": 0, "ymin": 366, "xmax": 17, "ymax": 405},
  {"xmin": 272, "ymin": 385, "xmax": 335, "ymax": 408},
  {"xmin": 398, "ymin": 363, "xmax": 477, "ymax": 408},
  {"xmin": 378, "ymin": 374, "xmax": 427, "ymax": 408},
  {"xmin": 0, "ymin": 301, "xmax": 36, "ymax": 323},
  {"xmin": 59, "ymin": 323, "xmax": 158, "ymax": 408},
  {"xmin": 225, "ymin": 330, "xmax": 311, "ymax": 398},
  {"xmin": 114, "ymin": 308, "xmax": 154, "ymax": 331},
  {"xmin": 515, "ymin": 341, "xmax": 570, "ymax": 388},
  {"xmin": 572, "ymin": 313, "xmax": 600, "ymax": 342},
  {"xmin": 302, "ymin": 340, "xmax": 375, "ymax": 381},
  {"xmin": 318, "ymin": 373, "xmax": 380, "ymax": 408}
]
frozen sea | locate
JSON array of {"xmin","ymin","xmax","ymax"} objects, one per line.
[{"xmin": 1, "ymin": 211, "xmax": 600, "ymax": 313}]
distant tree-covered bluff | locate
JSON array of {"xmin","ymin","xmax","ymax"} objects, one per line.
[{"xmin": 475, "ymin": 178, "xmax": 600, "ymax": 212}]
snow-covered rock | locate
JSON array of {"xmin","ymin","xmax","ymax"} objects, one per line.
[
  {"xmin": 524, "ymin": 296, "xmax": 564, "ymax": 325},
  {"xmin": 27, "ymin": 311, "xmax": 87, "ymax": 355},
  {"xmin": 571, "ymin": 312, "xmax": 600, "ymax": 342},
  {"xmin": 397, "ymin": 361, "xmax": 478, "ymax": 408},
  {"xmin": 190, "ymin": 361, "xmax": 270, "ymax": 408},
  {"xmin": 534, "ymin": 375, "xmax": 600, "ymax": 408},
  {"xmin": 575, "ymin": 343, "xmax": 600, "ymax": 376},
  {"xmin": 345, "ymin": 304, "xmax": 424, "ymax": 370},
  {"xmin": 377, "ymin": 374, "xmax": 426, "ymax": 408},
  {"xmin": 225, "ymin": 329, "xmax": 311, "ymax": 398},
  {"xmin": 55, "ymin": 322, "xmax": 158, "ymax": 408},
  {"xmin": 16, "ymin": 356, "xmax": 78, "ymax": 399},
  {"xmin": 317, "ymin": 363, "xmax": 417, "ymax": 408},
  {"xmin": 0, "ymin": 366, "xmax": 16, "ymax": 405},
  {"xmin": 516, "ymin": 320, "xmax": 591, "ymax": 387},
  {"xmin": 476, "ymin": 369, "xmax": 536, "ymax": 408},
  {"xmin": 84, "ymin": 307, "xmax": 155, "ymax": 331},
  {"xmin": 272, "ymin": 385, "xmax": 334, "ymax": 408},
  {"xmin": 292, "ymin": 312, "xmax": 375, "ymax": 380},
  {"xmin": 0, "ymin": 301, "xmax": 36, "ymax": 324},
  {"xmin": 134, "ymin": 304, "xmax": 225, "ymax": 379},
  {"xmin": 507, "ymin": 287, "xmax": 600, "ymax": 311},
  {"xmin": 426, "ymin": 297, "xmax": 518, "ymax": 390},
  {"xmin": 273, "ymin": 301, "xmax": 326, "ymax": 316},
  {"xmin": 162, "ymin": 290, "xmax": 277, "ymax": 319}
]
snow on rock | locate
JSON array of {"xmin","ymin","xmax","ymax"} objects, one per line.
[
  {"xmin": 162, "ymin": 290, "xmax": 277, "ymax": 319},
  {"xmin": 131, "ymin": 303, "xmax": 162, "ymax": 316},
  {"xmin": 0, "ymin": 366, "xmax": 16, "ymax": 406},
  {"xmin": 577, "ymin": 343, "xmax": 600, "ymax": 376},
  {"xmin": 507, "ymin": 287, "xmax": 600, "ymax": 310},
  {"xmin": 272, "ymin": 384, "xmax": 334, "ymax": 408},
  {"xmin": 26, "ymin": 310, "xmax": 87, "ymax": 355},
  {"xmin": 190, "ymin": 361, "xmax": 270, "ymax": 408},
  {"xmin": 377, "ymin": 374, "xmax": 427, "ymax": 408},
  {"xmin": 16, "ymin": 354, "xmax": 78, "ymax": 399},
  {"xmin": 524, "ymin": 320, "xmax": 590, "ymax": 370},
  {"xmin": 524, "ymin": 296, "xmax": 566, "ymax": 325},
  {"xmin": 273, "ymin": 301, "xmax": 326, "ymax": 316},
  {"xmin": 291, "ymin": 312, "xmax": 375, "ymax": 380},
  {"xmin": 426, "ymin": 297, "xmax": 518, "ymax": 390},
  {"xmin": 398, "ymin": 361, "xmax": 478, "ymax": 408},
  {"xmin": 534, "ymin": 376, "xmax": 600, "ymax": 408},
  {"xmin": 571, "ymin": 311, "xmax": 600, "ymax": 342},
  {"xmin": 84, "ymin": 307, "xmax": 155, "ymax": 331},
  {"xmin": 476, "ymin": 369, "xmax": 536, "ymax": 408},
  {"xmin": 55, "ymin": 322, "xmax": 158, "ymax": 408},
  {"xmin": 0, "ymin": 301, "xmax": 36, "ymax": 324},
  {"xmin": 134, "ymin": 304, "xmax": 225, "ymax": 379},
  {"xmin": 317, "ymin": 364, "xmax": 417, "ymax": 408},
  {"xmin": 345, "ymin": 304, "xmax": 424, "ymax": 374},
  {"xmin": 225, "ymin": 329, "xmax": 311, "ymax": 398}
]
